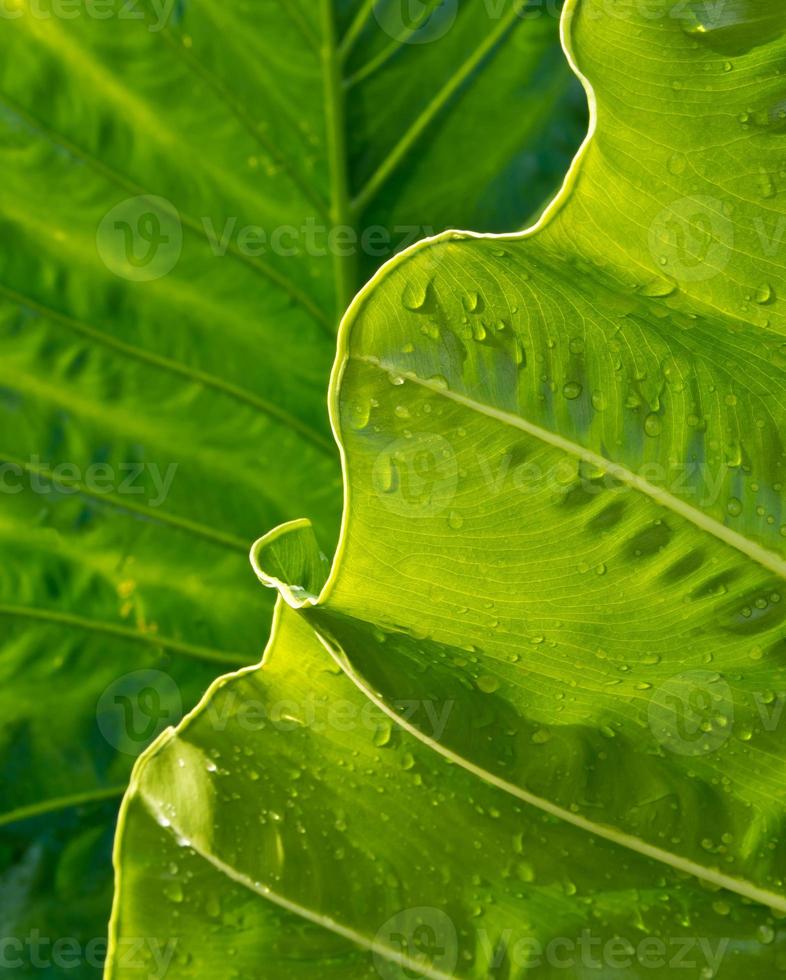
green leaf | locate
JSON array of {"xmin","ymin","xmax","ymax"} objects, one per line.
[
  {"xmin": 0, "ymin": 0, "xmax": 583, "ymax": 969},
  {"xmin": 316, "ymin": 0, "xmax": 786, "ymax": 905},
  {"xmin": 257, "ymin": 0, "xmax": 786, "ymax": 910},
  {"xmin": 108, "ymin": 600, "xmax": 784, "ymax": 978},
  {"xmin": 108, "ymin": 0, "xmax": 786, "ymax": 970}
]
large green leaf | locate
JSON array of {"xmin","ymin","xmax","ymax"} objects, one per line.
[
  {"xmin": 108, "ymin": 599, "xmax": 784, "ymax": 978},
  {"xmin": 0, "ymin": 0, "xmax": 583, "ymax": 972},
  {"xmin": 108, "ymin": 0, "xmax": 786, "ymax": 971}
]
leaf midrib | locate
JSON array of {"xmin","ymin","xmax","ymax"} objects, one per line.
[
  {"xmin": 320, "ymin": 0, "xmax": 357, "ymax": 320},
  {"xmin": 349, "ymin": 2, "xmax": 526, "ymax": 215},
  {"xmin": 0, "ymin": 92, "xmax": 331, "ymax": 331},
  {"xmin": 358, "ymin": 355, "xmax": 786, "ymax": 581},
  {"xmin": 0, "ymin": 786, "xmax": 126, "ymax": 829},
  {"xmin": 319, "ymin": 354, "xmax": 786, "ymax": 908},
  {"xmin": 135, "ymin": 791, "xmax": 458, "ymax": 980},
  {"xmin": 313, "ymin": 617, "xmax": 786, "ymax": 913},
  {"xmin": 0, "ymin": 282, "xmax": 334, "ymax": 457},
  {"xmin": 0, "ymin": 451, "xmax": 250, "ymax": 551},
  {"xmin": 0, "ymin": 604, "xmax": 245, "ymax": 666}
]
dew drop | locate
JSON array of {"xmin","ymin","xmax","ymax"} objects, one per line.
[
  {"xmin": 644, "ymin": 413, "xmax": 662, "ymax": 437},
  {"xmin": 771, "ymin": 343, "xmax": 786, "ymax": 369},
  {"xmin": 641, "ymin": 277, "xmax": 677, "ymax": 298},
  {"xmin": 402, "ymin": 280, "xmax": 430, "ymax": 311},
  {"xmin": 591, "ymin": 391, "xmax": 607, "ymax": 412},
  {"xmin": 476, "ymin": 675, "xmax": 500, "ymax": 694},
  {"xmin": 758, "ymin": 173, "xmax": 777, "ymax": 199},
  {"xmin": 165, "ymin": 882, "xmax": 184, "ymax": 904},
  {"xmin": 755, "ymin": 283, "xmax": 775, "ymax": 304},
  {"xmin": 375, "ymin": 456, "xmax": 398, "ymax": 494},
  {"xmin": 758, "ymin": 924, "xmax": 775, "ymax": 945},
  {"xmin": 374, "ymin": 721, "xmax": 393, "ymax": 748},
  {"xmin": 347, "ymin": 400, "xmax": 371, "ymax": 430},
  {"xmin": 667, "ymin": 153, "xmax": 687, "ymax": 176},
  {"xmin": 563, "ymin": 381, "xmax": 583, "ymax": 400},
  {"xmin": 463, "ymin": 291, "xmax": 480, "ymax": 313}
]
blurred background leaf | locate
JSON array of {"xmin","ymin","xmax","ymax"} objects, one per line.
[{"xmin": 0, "ymin": 0, "xmax": 585, "ymax": 973}]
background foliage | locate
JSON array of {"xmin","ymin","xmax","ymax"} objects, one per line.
[{"xmin": 0, "ymin": 0, "xmax": 585, "ymax": 974}]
